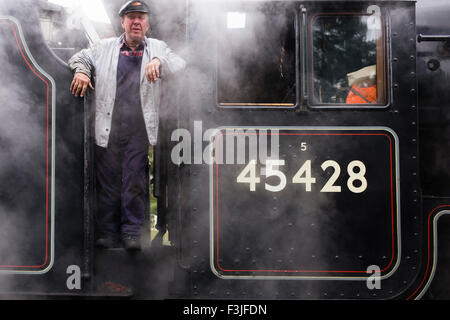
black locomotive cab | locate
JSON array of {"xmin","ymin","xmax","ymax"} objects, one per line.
[
  {"xmin": 0, "ymin": 0, "xmax": 450, "ymax": 302},
  {"xmin": 172, "ymin": 0, "xmax": 421, "ymax": 300}
]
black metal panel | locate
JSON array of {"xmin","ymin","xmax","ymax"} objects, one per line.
[
  {"xmin": 413, "ymin": 0, "xmax": 450, "ymax": 300},
  {"xmin": 0, "ymin": 0, "xmax": 85, "ymax": 294},
  {"xmin": 2, "ymin": 0, "xmax": 450, "ymax": 301},
  {"xmin": 177, "ymin": 0, "xmax": 421, "ymax": 299},
  {"xmin": 418, "ymin": 198, "xmax": 450, "ymax": 300},
  {"xmin": 400, "ymin": 197, "xmax": 450, "ymax": 300},
  {"xmin": 0, "ymin": 18, "xmax": 53, "ymax": 272},
  {"xmin": 416, "ymin": 0, "xmax": 450, "ymax": 197},
  {"xmin": 211, "ymin": 129, "xmax": 398, "ymax": 280}
]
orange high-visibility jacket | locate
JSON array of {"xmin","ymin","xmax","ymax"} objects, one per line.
[{"xmin": 346, "ymin": 84, "xmax": 377, "ymax": 104}]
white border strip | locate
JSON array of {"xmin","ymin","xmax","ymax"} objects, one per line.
[
  {"xmin": 415, "ymin": 210, "xmax": 450, "ymax": 300},
  {"xmin": 209, "ymin": 126, "xmax": 401, "ymax": 280},
  {"xmin": 0, "ymin": 16, "xmax": 55, "ymax": 274}
]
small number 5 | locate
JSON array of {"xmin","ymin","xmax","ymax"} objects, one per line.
[{"xmin": 300, "ymin": 142, "xmax": 307, "ymax": 151}]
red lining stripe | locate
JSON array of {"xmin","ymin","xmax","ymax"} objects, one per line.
[
  {"xmin": 406, "ymin": 205, "xmax": 450, "ymax": 300},
  {"xmin": 214, "ymin": 131, "xmax": 397, "ymax": 275},
  {"xmin": 0, "ymin": 21, "xmax": 51, "ymax": 269}
]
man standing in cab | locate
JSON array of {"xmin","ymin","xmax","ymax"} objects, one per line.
[{"xmin": 68, "ymin": 1, "xmax": 186, "ymax": 250}]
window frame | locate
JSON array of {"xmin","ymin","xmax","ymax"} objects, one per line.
[
  {"xmin": 215, "ymin": 5, "xmax": 300, "ymax": 110},
  {"xmin": 307, "ymin": 10, "xmax": 391, "ymax": 109}
]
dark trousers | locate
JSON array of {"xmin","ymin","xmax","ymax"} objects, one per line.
[{"xmin": 95, "ymin": 133, "xmax": 149, "ymax": 238}]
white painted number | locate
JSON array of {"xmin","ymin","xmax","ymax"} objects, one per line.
[
  {"xmin": 236, "ymin": 159, "xmax": 368, "ymax": 194},
  {"xmin": 236, "ymin": 159, "xmax": 260, "ymax": 191},
  {"xmin": 347, "ymin": 160, "xmax": 368, "ymax": 193},
  {"xmin": 265, "ymin": 159, "xmax": 287, "ymax": 192},
  {"xmin": 292, "ymin": 160, "xmax": 316, "ymax": 191},
  {"xmin": 320, "ymin": 160, "xmax": 342, "ymax": 193}
]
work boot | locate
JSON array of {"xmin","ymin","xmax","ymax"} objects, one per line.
[{"xmin": 121, "ymin": 235, "xmax": 141, "ymax": 251}]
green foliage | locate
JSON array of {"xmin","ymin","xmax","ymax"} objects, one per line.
[{"xmin": 313, "ymin": 16, "xmax": 377, "ymax": 103}]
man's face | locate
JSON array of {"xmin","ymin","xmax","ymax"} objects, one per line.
[{"xmin": 120, "ymin": 12, "xmax": 149, "ymax": 43}]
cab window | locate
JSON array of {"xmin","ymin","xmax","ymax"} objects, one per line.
[
  {"xmin": 311, "ymin": 13, "xmax": 386, "ymax": 106},
  {"xmin": 217, "ymin": 7, "xmax": 296, "ymax": 107}
]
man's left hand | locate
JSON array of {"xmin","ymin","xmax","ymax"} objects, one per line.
[{"xmin": 146, "ymin": 58, "xmax": 161, "ymax": 83}]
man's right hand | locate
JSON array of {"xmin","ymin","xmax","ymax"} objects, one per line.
[{"xmin": 70, "ymin": 72, "xmax": 94, "ymax": 98}]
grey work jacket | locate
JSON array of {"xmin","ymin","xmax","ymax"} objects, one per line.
[{"xmin": 68, "ymin": 34, "xmax": 186, "ymax": 147}]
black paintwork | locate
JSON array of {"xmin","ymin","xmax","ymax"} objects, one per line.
[{"xmin": 0, "ymin": 0, "xmax": 448, "ymax": 300}]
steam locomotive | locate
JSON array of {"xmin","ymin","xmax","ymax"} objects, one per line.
[{"xmin": 0, "ymin": 0, "xmax": 449, "ymax": 301}]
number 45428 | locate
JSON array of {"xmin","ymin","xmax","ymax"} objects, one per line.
[{"xmin": 236, "ymin": 159, "xmax": 367, "ymax": 193}]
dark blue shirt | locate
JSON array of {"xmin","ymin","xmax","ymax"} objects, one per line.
[{"xmin": 111, "ymin": 42, "xmax": 147, "ymax": 141}]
